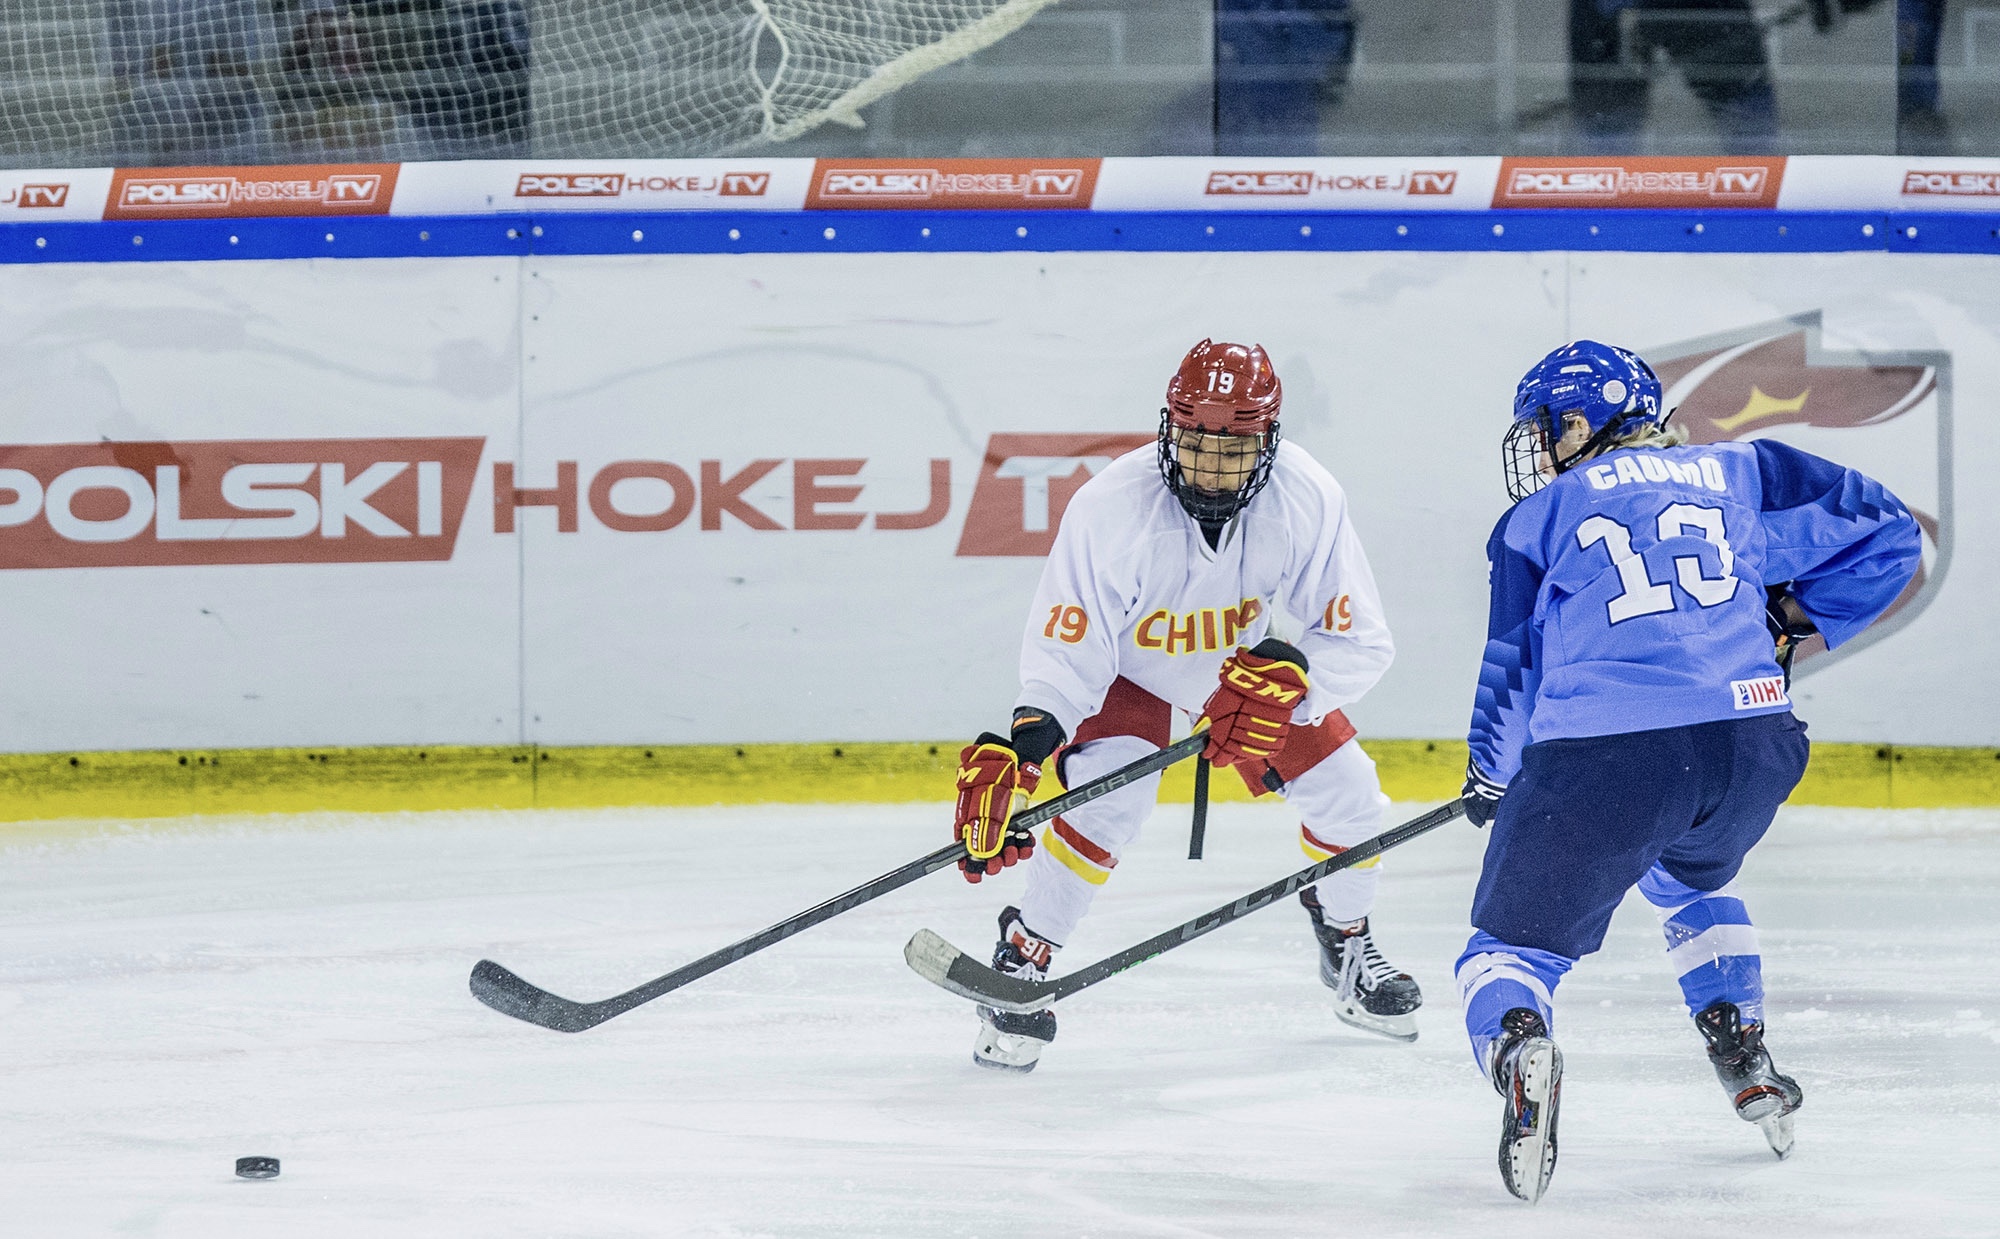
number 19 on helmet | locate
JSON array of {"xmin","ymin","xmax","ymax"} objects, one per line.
[{"xmin": 1158, "ymin": 339, "xmax": 1284, "ymax": 523}]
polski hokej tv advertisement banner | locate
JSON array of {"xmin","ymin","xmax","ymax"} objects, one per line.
[{"xmin": 0, "ymin": 249, "xmax": 1980, "ymax": 751}]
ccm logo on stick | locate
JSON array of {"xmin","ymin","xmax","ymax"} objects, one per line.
[{"xmin": 0, "ymin": 438, "xmax": 483, "ymax": 569}]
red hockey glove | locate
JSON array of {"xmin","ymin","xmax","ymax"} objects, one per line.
[
  {"xmin": 1198, "ymin": 638, "xmax": 1310, "ymax": 769},
  {"xmin": 953, "ymin": 709, "xmax": 1066, "ymax": 883}
]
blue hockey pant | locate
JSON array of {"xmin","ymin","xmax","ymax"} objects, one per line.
[{"xmin": 1455, "ymin": 712, "xmax": 1809, "ymax": 1073}]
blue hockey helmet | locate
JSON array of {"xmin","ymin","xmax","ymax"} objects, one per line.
[{"xmin": 1503, "ymin": 340, "xmax": 1665, "ymax": 501}]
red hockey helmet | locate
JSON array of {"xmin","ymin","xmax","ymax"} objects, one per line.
[
  {"xmin": 1163, "ymin": 339, "xmax": 1282, "ymax": 433},
  {"xmin": 1158, "ymin": 340, "xmax": 1283, "ymax": 522}
]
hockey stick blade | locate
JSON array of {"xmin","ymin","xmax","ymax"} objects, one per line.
[
  {"xmin": 906, "ymin": 797, "xmax": 1467, "ymax": 1014},
  {"xmin": 471, "ymin": 731, "xmax": 1209, "ymax": 1032},
  {"xmin": 469, "ymin": 958, "xmax": 609, "ymax": 1033},
  {"xmin": 904, "ymin": 928, "xmax": 1048, "ymax": 1010},
  {"xmin": 468, "ymin": 839, "xmax": 967, "ymax": 1032}
]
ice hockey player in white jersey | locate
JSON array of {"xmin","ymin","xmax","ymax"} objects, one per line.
[{"xmin": 950, "ymin": 339, "xmax": 1415, "ymax": 1071}]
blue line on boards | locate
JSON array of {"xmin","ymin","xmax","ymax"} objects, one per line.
[{"xmin": 2, "ymin": 210, "xmax": 1997, "ymax": 265}]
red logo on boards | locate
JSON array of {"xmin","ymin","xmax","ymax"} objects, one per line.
[
  {"xmin": 1207, "ymin": 171, "xmax": 1313, "ymax": 196},
  {"xmin": 1901, "ymin": 170, "xmax": 2000, "ymax": 197},
  {"xmin": 1493, "ymin": 158, "xmax": 1783, "ymax": 208},
  {"xmin": 516, "ymin": 173, "xmax": 624, "ymax": 197},
  {"xmin": 492, "ymin": 458, "xmax": 952, "ymax": 534},
  {"xmin": 512, "ymin": 171, "xmax": 772, "ymax": 199},
  {"xmin": 6, "ymin": 183, "xmax": 69, "ymax": 208},
  {"xmin": 105, "ymin": 165, "xmax": 398, "ymax": 219},
  {"xmin": 1202, "ymin": 170, "xmax": 1459, "ymax": 197},
  {"xmin": 806, "ymin": 159, "xmax": 1101, "ymax": 210},
  {"xmin": 0, "ymin": 438, "xmax": 483, "ymax": 569},
  {"xmin": 718, "ymin": 173, "xmax": 770, "ymax": 197},
  {"xmin": 955, "ymin": 433, "xmax": 1154, "ymax": 557}
]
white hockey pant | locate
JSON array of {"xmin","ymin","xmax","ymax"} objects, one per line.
[{"xmin": 1017, "ymin": 735, "xmax": 1390, "ymax": 946}]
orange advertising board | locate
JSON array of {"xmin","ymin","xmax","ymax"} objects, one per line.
[
  {"xmin": 1492, "ymin": 157, "xmax": 1785, "ymax": 209},
  {"xmin": 806, "ymin": 159, "xmax": 1101, "ymax": 210},
  {"xmin": 106, "ymin": 164, "xmax": 400, "ymax": 219}
]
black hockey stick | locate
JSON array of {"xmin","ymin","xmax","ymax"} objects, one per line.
[
  {"xmin": 469, "ymin": 730, "xmax": 1209, "ymax": 1032},
  {"xmin": 904, "ymin": 797, "xmax": 1467, "ymax": 1014},
  {"xmin": 1187, "ymin": 757, "xmax": 1210, "ymax": 860}
]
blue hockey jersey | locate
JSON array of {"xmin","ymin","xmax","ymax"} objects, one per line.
[{"xmin": 1467, "ymin": 438, "xmax": 1921, "ymax": 784}]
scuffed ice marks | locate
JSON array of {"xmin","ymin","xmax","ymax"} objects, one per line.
[{"xmin": 0, "ymin": 802, "xmax": 1996, "ymax": 1235}]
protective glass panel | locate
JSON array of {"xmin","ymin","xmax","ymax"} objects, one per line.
[{"xmin": 0, "ymin": 1, "xmax": 1982, "ymax": 167}]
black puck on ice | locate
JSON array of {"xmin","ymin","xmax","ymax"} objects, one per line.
[{"xmin": 235, "ymin": 1156, "xmax": 280, "ymax": 1180}]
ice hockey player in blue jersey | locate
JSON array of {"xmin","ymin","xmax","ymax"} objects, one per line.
[{"xmin": 1456, "ymin": 340, "xmax": 1921, "ymax": 1203}]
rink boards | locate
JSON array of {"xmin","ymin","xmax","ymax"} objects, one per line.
[
  {"xmin": 1, "ymin": 183, "xmax": 1998, "ymax": 815},
  {"xmin": 0, "ymin": 738, "xmax": 1986, "ymax": 822}
]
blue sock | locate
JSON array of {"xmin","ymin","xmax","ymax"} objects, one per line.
[
  {"xmin": 1638, "ymin": 864, "xmax": 1765, "ymax": 1025},
  {"xmin": 1456, "ymin": 931, "xmax": 1575, "ymax": 1076}
]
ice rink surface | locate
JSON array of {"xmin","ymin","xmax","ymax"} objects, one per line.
[{"xmin": 2, "ymin": 798, "xmax": 1996, "ymax": 1238}]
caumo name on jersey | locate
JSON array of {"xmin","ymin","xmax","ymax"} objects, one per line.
[{"xmin": 1585, "ymin": 453, "xmax": 1730, "ymax": 492}]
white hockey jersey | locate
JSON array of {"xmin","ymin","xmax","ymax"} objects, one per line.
[{"xmin": 1016, "ymin": 441, "xmax": 1394, "ymax": 736}]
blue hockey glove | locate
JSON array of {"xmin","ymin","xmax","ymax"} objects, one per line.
[{"xmin": 1462, "ymin": 762, "xmax": 1506, "ymax": 828}]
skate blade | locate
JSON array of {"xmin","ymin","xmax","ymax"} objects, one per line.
[
  {"xmin": 973, "ymin": 1025, "xmax": 1050, "ymax": 1073},
  {"xmin": 1501, "ymin": 1040, "xmax": 1562, "ymax": 1204},
  {"xmin": 1757, "ymin": 1112, "xmax": 1795, "ymax": 1159},
  {"xmin": 1334, "ymin": 1002, "xmax": 1419, "ymax": 1042}
]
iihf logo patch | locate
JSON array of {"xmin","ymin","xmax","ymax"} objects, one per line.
[{"xmin": 1732, "ymin": 676, "xmax": 1790, "ymax": 710}]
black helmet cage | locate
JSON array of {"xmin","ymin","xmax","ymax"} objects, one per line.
[
  {"xmin": 1501, "ymin": 408, "xmax": 1558, "ymax": 503},
  {"xmin": 1501, "ymin": 405, "xmax": 1648, "ymax": 503},
  {"xmin": 1157, "ymin": 408, "xmax": 1281, "ymax": 522}
]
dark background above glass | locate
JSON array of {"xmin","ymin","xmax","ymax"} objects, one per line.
[{"xmin": 0, "ymin": 1, "xmax": 1990, "ymax": 169}]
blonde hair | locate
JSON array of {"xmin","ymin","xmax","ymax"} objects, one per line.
[
  {"xmin": 1605, "ymin": 419, "xmax": 1688, "ymax": 451},
  {"xmin": 1555, "ymin": 411, "xmax": 1688, "ymax": 457}
]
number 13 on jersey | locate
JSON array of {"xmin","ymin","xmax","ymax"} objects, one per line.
[{"xmin": 1578, "ymin": 502, "xmax": 1739, "ymax": 624}]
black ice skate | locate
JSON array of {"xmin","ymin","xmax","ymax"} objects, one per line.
[
  {"xmin": 1696, "ymin": 1000, "xmax": 1803, "ymax": 1159},
  {"xmin": 1489, "ymin": 1006, "xmax": 1563, "ymax": 1204},
  {"xmin": 972, "ymin": 907, "xmax": 1058, "ymax": 1073},
  {"xmin": 1300, "ymin": 888, "xmax": 1422, "ymax": 1041}
]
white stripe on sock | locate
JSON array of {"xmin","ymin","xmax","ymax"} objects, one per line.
[
  {"xmin": 1664, "ymin": 923, "xmax": 1762, "ymax": 976},
  {"xmin": 1456, "ymin": 952, "xmax": 1555, "ymax": 1010}
]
